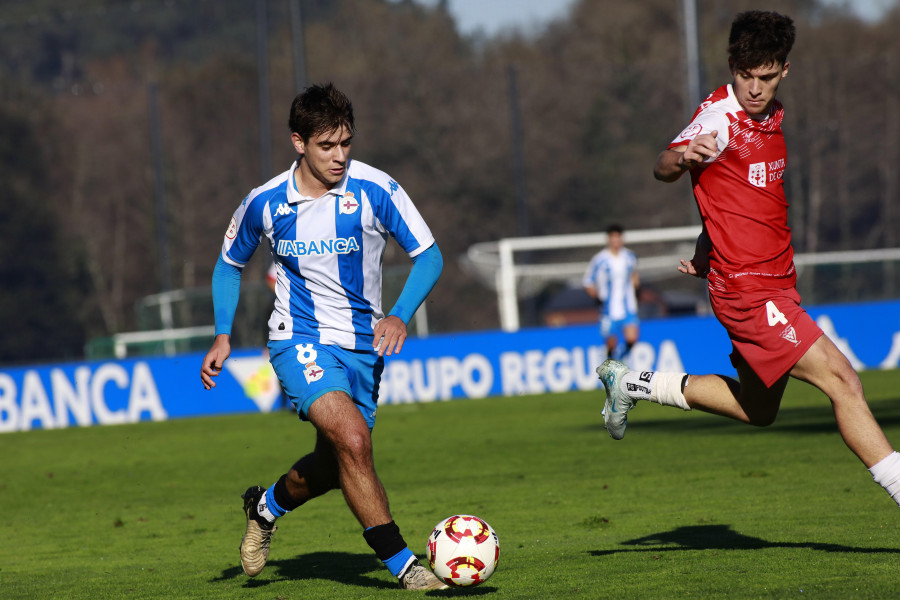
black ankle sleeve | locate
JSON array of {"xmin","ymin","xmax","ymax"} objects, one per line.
[
  {"xmin": 273, "ymin": 473, "xmax": 304, "ymax": 512},
  {"xmin": 362, "ymin": 520, "xmax": 407, "ymax": 561}
]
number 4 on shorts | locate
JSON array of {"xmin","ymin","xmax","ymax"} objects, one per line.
[{"xmin": 766, "ymin": 300, "xmax": 788, "ymax": 326}]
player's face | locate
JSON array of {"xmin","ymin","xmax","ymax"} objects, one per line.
[
  {"xmin": 293, "ymin": 126, "xmax": 353, "ymax": 193},
  {"xmin": 608, "ymin": 231, "xmax": 624, "ymax": 252},
  {"xmin": 730, "ymin": 60, "xmax": 789, "ymax": 120}
]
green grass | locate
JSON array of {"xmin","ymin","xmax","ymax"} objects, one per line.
[{"xmin": 2, "ymin": 371, "xmax": 900, "ymax": 599}]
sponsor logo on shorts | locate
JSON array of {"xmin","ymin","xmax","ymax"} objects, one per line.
[
  {"xmin": 304, "ymin": 361, "xmax": 325, "ymax": 383},
  {"xmin": 780, "ymin": 325, "xmax": 800, "ymax": 346}
]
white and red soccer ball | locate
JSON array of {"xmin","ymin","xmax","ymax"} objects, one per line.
[{"xmin": 426, "ymin": 514, "xmax": 500, "ymax": 587}]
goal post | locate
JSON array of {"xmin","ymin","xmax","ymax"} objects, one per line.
[
  {"xmin": 465, "ymin": 226, "xmax": 900, "ymax": 332},
  {"xmin": 472, "ymin": 226, "xmax": 702, "ymax": 331}
]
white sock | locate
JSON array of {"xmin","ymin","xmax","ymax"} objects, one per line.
[
  {"xmin": 621, "ymin": 370, "xmax": 690, "ymax": 410},
  {"xmin": 868, "ymin": 451, "xmax": 900, "ymax": 507},
  {"xmin": 257, "ymin": 496, "xmax": 278, "ymax": 523}
]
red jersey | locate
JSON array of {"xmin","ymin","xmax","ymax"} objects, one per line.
[{"xmin": 669, "ymin": 84, "xmax": 795, "ymax": 292}]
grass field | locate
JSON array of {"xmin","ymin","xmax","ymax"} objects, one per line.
[{"xmin": 2, "ymin": 370, "xmax": 900, "ymax": 599}]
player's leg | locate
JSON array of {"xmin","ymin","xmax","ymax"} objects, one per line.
[
  {"xmin": 606, "ymin": 334, "xmax": 620, "ymax": 360},
  {"xmin": 682, "ymin": 353, "xmax": 788, "ymax": 426},
  {"xmin": 606, "ymin": 318, "xmax": 625, "ymax": 360},
  {"xmin": 239, "ymin": 340, "xmax": 345, "ymax": 577},
  {"xmin": 790, "ymin": 335, "xmax": 891, "ymax": 465},
  {"xmin": 790, "ymin": 335, "xmax": 900, "ymax": 506},
  {"xmin": 597, "ymin": 351, "xmax": 788, "ymax": 439},
  {"xmin": 308, "ymin": 390, "xmax": 445, "ymax": 589},
  {"xmin": 240, "ymin": 431, "xmax": 342, "ymax": 575},
  {"xmin": 307, "ymin": 390, "xmax": 390, "ymax": 526},
  {"xmin": 622, "ymin": 322, "xmax": 639, "ymax": 360},
  {"xmin": 282, "ymin": 431, "xmax": 341, "ymax": 501},
  {"xmin": 251, "ymin": 430, "xmax": 342, "ymax": 524}
]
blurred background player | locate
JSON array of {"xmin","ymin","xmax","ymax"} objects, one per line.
[
  {"xmin": 583, "ymin": 224, "xmax": 640, "ymax": 362},
  {"xmin": 596, "ymin": 11, "xmax": 900, "ymax": 509},
  {"xmin": 200, "ymin": 83, "xmax": 447, "ymax": 589}
]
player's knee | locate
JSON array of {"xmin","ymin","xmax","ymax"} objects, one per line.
[
  {"xmin": 823, "ymin": 363, "xmax": 865, "ymax": 407},
  {"xmin": 746, "ymin": 412, "xmax": 777, "ymax": 427},
  {"xmin": 740, "ymin": 395, "xmax": 778, "ymax": 427},
  {"xmin": 333, "ymin": 427, "xmax": 373, "ymax": 460},
  {"xmin": 839, "ymin": 368, "xmax": 864, "ymax": 397}
]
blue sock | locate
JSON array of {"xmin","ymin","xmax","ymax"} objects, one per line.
[
  {"xmin": 383, "ymin": 547, "xmax": 416, "ymax": 578},
  {"xmin": 259, "ymin": 484, "xmax": 287, "ymax": 521}
]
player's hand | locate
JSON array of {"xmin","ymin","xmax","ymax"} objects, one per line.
[
  {"xmin": 678, "ymin": 247, "xmax": 711, "ymax": 279},
  {"xmin": 680, "ymin": 130, "xmax": 719, "ymax": 170},
  {"xmin": 373, "ymin": 315, "xmax": 407, "ymax": 357},
  {"xmin": 678, "ymin": 258, "xmax": 707, "ymax": 278},
  {"xmin": 200, "ymin": 334, "xmax": 231, "ymax": 389}
]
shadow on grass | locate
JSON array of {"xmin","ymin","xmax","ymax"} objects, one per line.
[
  {"xmin": 582, "ymin": 400, "xmax": 900, "ymax": 436},
  {"xmin": 590, "ymin": 524, "xmax": 900, "ymax": 556},
  {"xmin": 211, "ymin": 551, "xmax": 498, "ymax": 595},
  {"xmin": 212, "ymin": 551, "xmax": 383, "ymax": 588}
]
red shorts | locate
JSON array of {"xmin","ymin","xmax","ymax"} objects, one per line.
[{"xmin": 708, "ymin": 284, "xmax": 822, "ymax": 387}]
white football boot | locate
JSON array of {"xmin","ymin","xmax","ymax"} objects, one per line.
[
  {"xmin": 399, "ymin": 562, "xmax": 448, "ymax": 590},
  {"xmin": 597, "ymin": 359, "xmax": 637, "ymax": 440}
]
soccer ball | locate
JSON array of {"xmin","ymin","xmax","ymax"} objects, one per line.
[{"xmin": 426, "ymin": 514, "xmax": 499, "ymax": 587}]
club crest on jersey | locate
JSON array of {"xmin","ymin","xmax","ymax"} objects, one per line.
[
  {"xmin": 780, "ymin": 325, "xmax": 800, "ymax": 346},
  {"xmin": 339, "ymin": 192, "xmax": 359, "ymax": 215},
  {"xmin": 748, "ymin": 162, "xmax": 767, "ymax": 188},
  {"xmin": 225, "ymin": 216, "xmax": 237, "ymax": 240},
  {"xmin": 304, "ymin": 361, "xmax": 325, "ymax": 383},
  {"xmin": 678, "ymin": 123, "xmax": 703, "ymax": 140}
]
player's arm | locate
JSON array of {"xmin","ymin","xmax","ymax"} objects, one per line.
[
  {"xmin": 373, "ymin": 243, "xmax": 443, "ymax": 357},
  {"xmin": 678, "ymin": 228, "xmax": 712, "ymax": 279},
  {"xmin": 654, "ymin": 130, "xmax": 720, "ymax": 182},
  {"xmin": 200, "ymin": 256, "xmax": 243, "ymax": 389},
  {"xmin": 582, "ymin": 261, "xmax": 599, "ymax": 300},
  {"xmin": 583, "ymin": 268, "xmax": 600, "ymax": 303}
]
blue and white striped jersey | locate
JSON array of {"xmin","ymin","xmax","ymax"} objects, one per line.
[
  {"xmin": 583, "ymin": 248, "xmax": 638, "ymax": 321},
  {"xmin": 221, "ymin": 159, "xmax": 435, "ymax": 350}
]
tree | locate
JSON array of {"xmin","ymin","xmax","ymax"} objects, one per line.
[{"xmin": 0, "ymin": 98, "xmax": 95, "ymax": 363}]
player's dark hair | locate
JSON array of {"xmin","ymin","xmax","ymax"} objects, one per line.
[
  {"xmin": 607, "ymin": 224, "xmax": 624, "ymax": 235},
  {"xmin": 727, "ymin": 11, "xmax": 795, "ymax": 71},
  {"xmin": 288, "ymin": 83, "xmax": 355, "ymax": 142}
]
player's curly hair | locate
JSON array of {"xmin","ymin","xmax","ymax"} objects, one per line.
[
  {"xmin": 727, "ymin": 11, "xmax": 795, "ymax": 70},
  {"xmin": 288, "ymin": 82, "xmax": 355, "ymax": 142}
]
